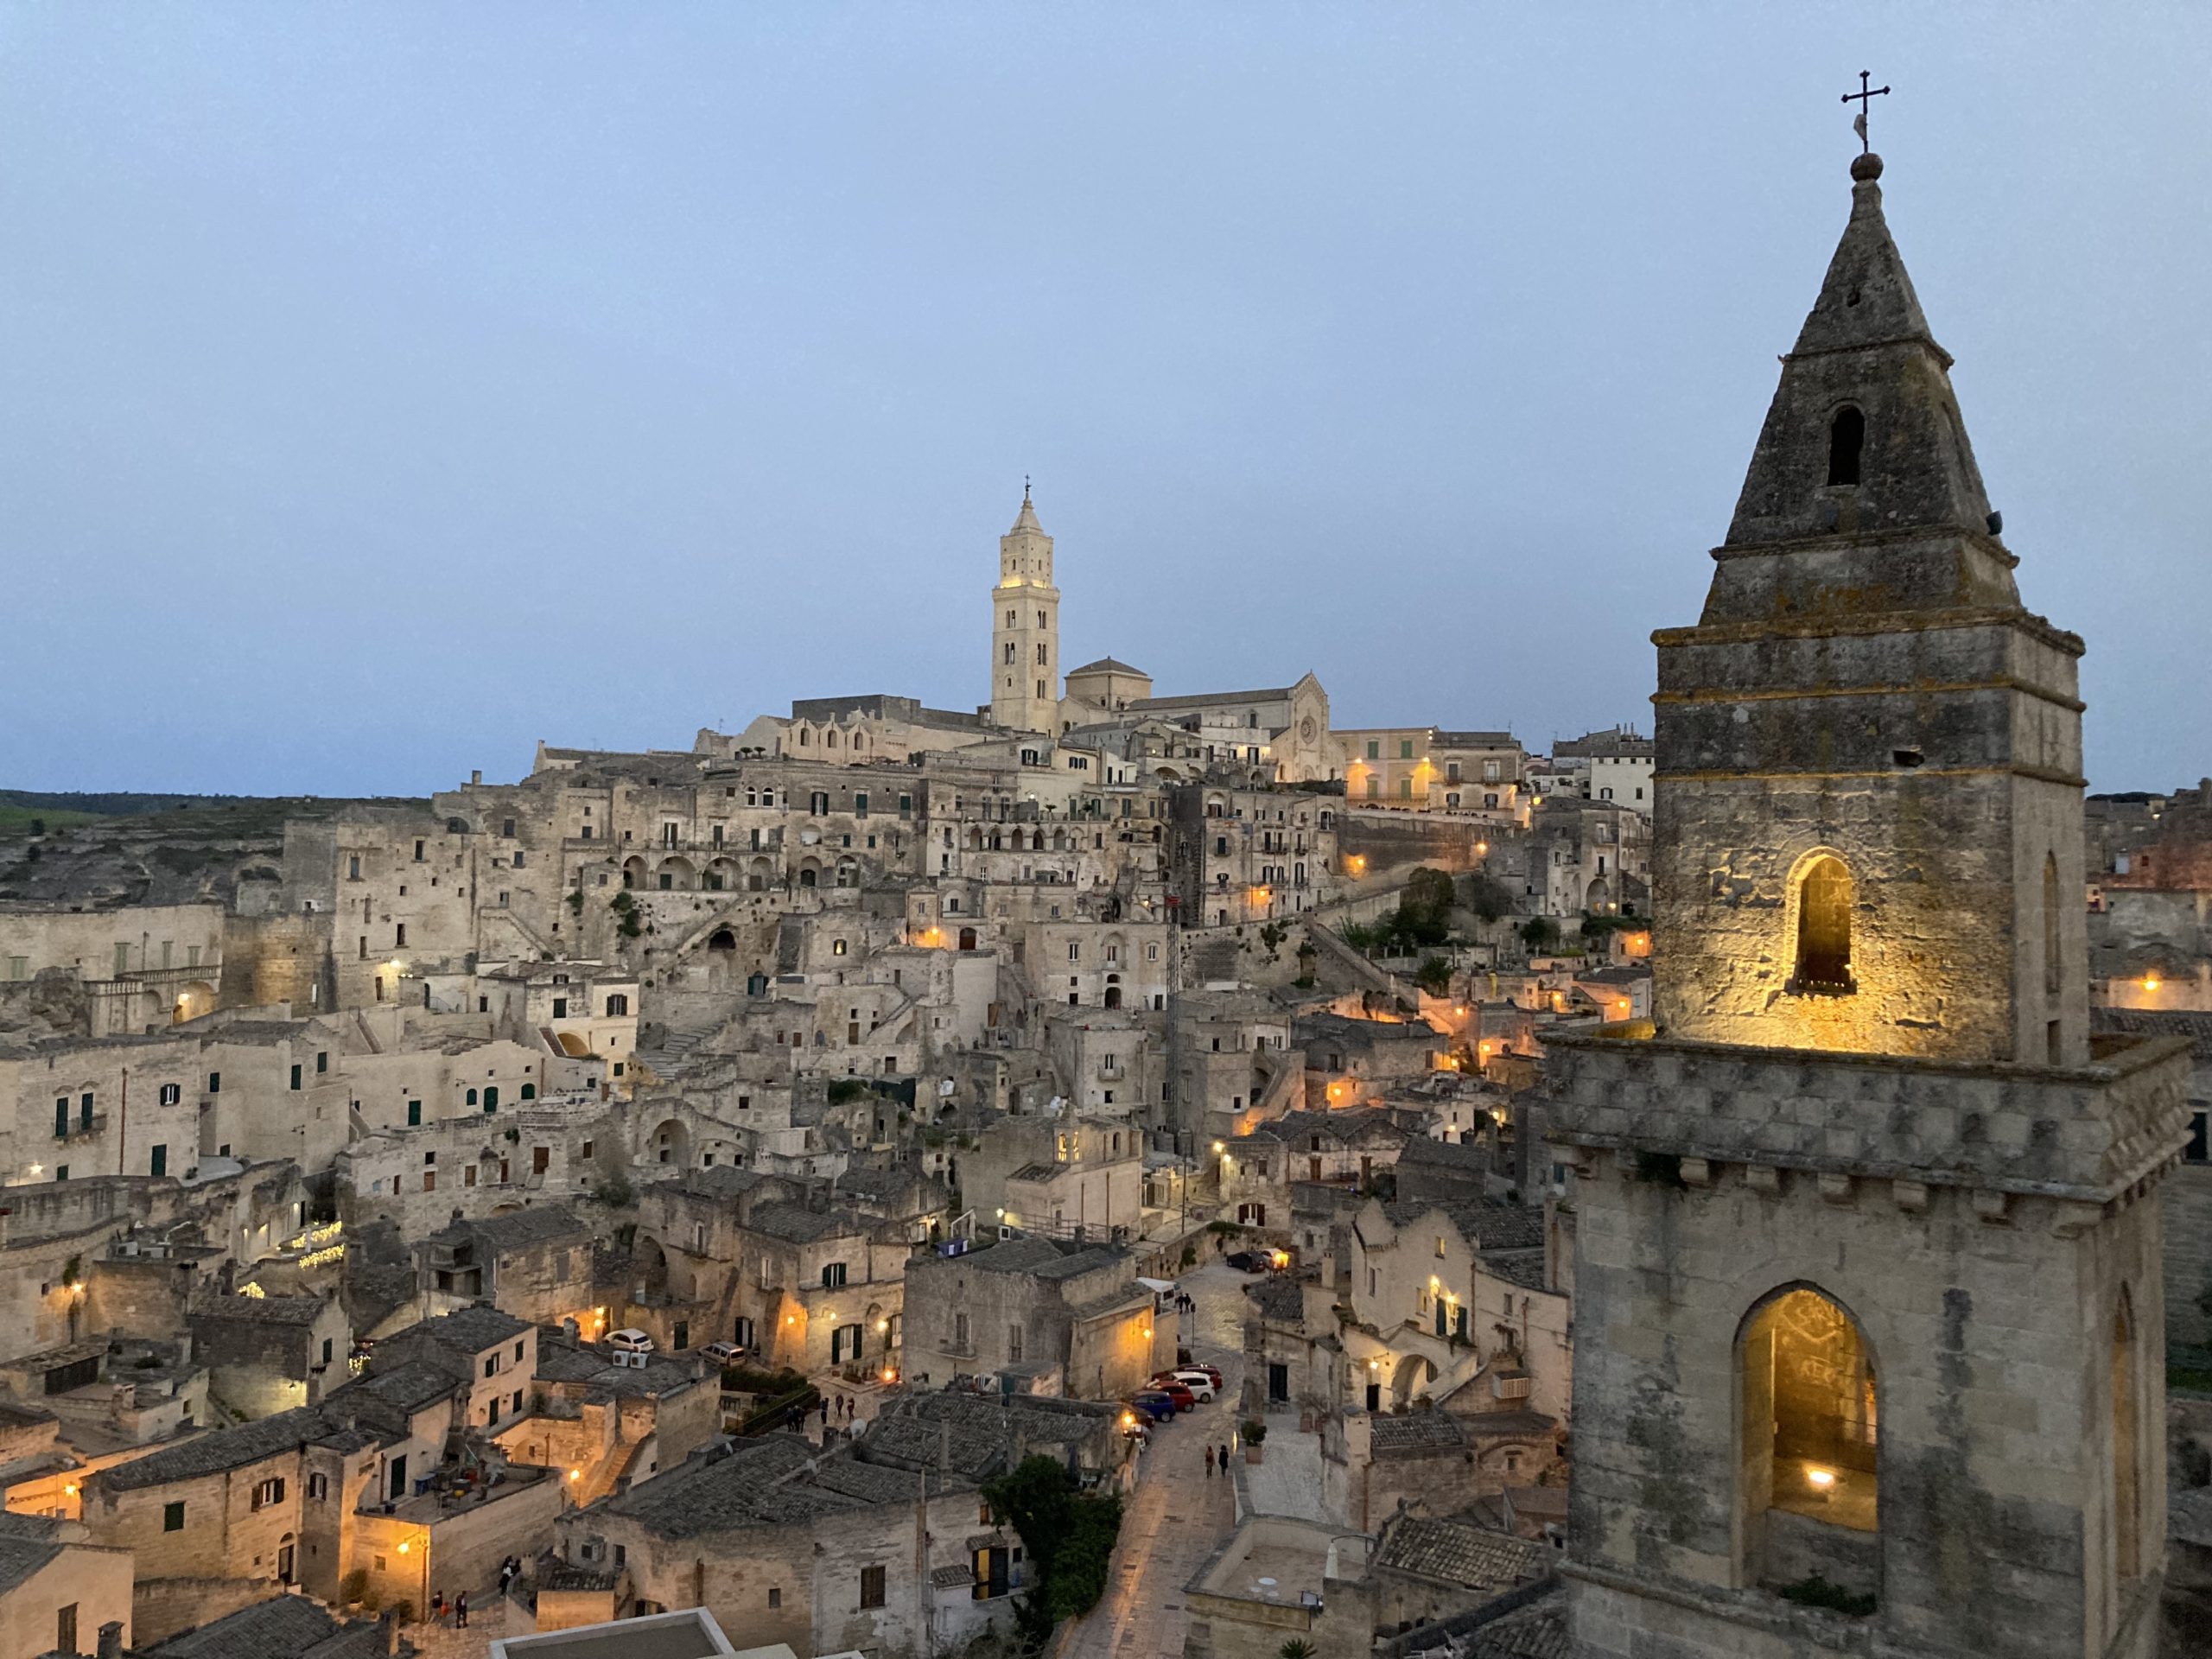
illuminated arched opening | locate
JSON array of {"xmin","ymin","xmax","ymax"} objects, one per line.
[
  {"xmin": 1827, "ymin": 405, "xmax": 1865, "ymax": 486},
  {"xmin": 1739, "ymin": 1286, "xmax": 1878, "ymax": 1594},
  {"xmin": 2113, "ymin": 1292, "xmax": 2140, "ymax": 1583},
  {"xmin": 1790, "ymin": 855, "xmax": 1855, "ymax": 995}
]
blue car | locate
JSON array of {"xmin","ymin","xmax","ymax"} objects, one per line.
[{"xmin": 1130, "ymin": 1390, "xmax": 1178, "ymax": 1421}]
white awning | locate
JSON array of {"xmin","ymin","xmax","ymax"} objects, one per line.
[{"xmin": 1136, "ymin": 1277, "xmax": 1178, "ymax": 1294}]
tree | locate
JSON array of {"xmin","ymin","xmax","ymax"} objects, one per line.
[
  {"xmin": 982, "ymin": 1454, "xmax": 1124, "ymax": 1638},
  {"xmin": 1414, "ymin": 955, "xmax": 1453, "ymax": 995},
  {"xmin": 1518, "ymin": 916, "xmax": 1560, "ymax": 953},
  {"xmin": 1459, "ymin": 871, "xmax": 1512, "ymax": 925},
  {"xmin": 1280, "ymin": 1642, "xmax": 1317, "ymax": 1659}
]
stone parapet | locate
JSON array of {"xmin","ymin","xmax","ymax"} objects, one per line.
[{"xmin": 1544, "ymin": 1028, "xmax": 2192, "ymax": 1201}]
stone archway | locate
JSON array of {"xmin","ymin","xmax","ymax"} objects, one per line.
[
  {"xmin": 1390, "ymin": 1351, "xmax": 1437, "ymax": 1405},
  {"xmin": 171, "ymin": 979, "xmax": 217, "ymax": 1024}
]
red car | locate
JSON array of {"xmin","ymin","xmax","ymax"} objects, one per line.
[{"xmin": 1147, "ymin": 1379, "xmax": 1198, "ymax": 1411}]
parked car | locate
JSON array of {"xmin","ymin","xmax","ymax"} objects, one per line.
[
  {"xmin": 701, "ymin": 1341, "xmax": 746, "ymax": 1365},
  {"xmin": 1163, "ymin": 1370, "xmax": 1218, "ymax": 1402},
  {"xmin": 1148, "ymin": 1379, "xmax": 1198, "ymax": 1411},
  {"xmin": 608, "ymin": 1328, "xmax": 656, "ymax": 1356},
  {"xmin": 1132, "ymin": 1389, "xmax": 1179, "ymax": 1420},
  {"xmin": 1224, "ymin": 1250, "xmax": 1266, "ymax": 1273}
]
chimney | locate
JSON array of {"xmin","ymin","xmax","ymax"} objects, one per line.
[
  {"xmin": 471, "ymin": 770, "xmax": 483, "ymax": 785},
  {"xmin": 97, "ymin": 1622, "xmax": 124, "ymax": 1659}
]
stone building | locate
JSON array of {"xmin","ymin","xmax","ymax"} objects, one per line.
[
  {"xmin": 1547, "ymin": 151, "xmax": 2191, "ymax": 1658},
  {"xmin": 0, "ymin": 900, "xmax": 226, "ymax": 1035},
  {"xmin": 188, "ymin": 1294, "xmax": 352, "ymax": 1418},
  {"xmin": 412, "ymin": 1205, "xmax": 598, "ymax": 1327},
  {"xmin": 899, "ymin": 1233, "xmax": 1168, "ymax": 1398},
  {"xmin": 1168, "ymin": 782, "xmax": 1339, "ymax": 927},
  {"xmin": 0, "ymin": 1510, "xmax": 135, "ymax": 1659}
]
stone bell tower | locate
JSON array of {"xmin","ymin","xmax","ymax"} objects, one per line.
[
  {"xmin": 1652, "ymin": 147, "xmax": 2088, "ymax": 1069},
  {"xmin": 1548, "ymin": 150, "xmax": 2192, "ymax": 1659},
  {"xmin": 989, "ymin": 484, "xmax": 1061, "ymax": 734}
]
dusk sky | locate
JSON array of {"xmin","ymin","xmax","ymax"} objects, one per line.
[{"xmin": 6, "ymin": 7, "xmax": 2207, "ymax": 796}]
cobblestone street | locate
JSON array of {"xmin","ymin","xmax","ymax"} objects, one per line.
[{"xmin": 1057, "ymin": 1260, "xmax": 1255, "ymax": 1659}]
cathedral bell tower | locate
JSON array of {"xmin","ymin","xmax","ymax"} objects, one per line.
[
  {"xmin": 1653, "ymin": 146, "xmax": 2088, "ymax": 1069},
  {"xmin": 988, "ymin": 484, "xmax": 1061, "ymax": 734},
  {"xmin": 1549, "ymin": 149, "xmax": 2191, "ymax": 1659}
]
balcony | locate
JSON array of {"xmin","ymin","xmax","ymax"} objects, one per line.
[{"xmin": 54, "ymin": 1115, "xmax": 108, "ymax": 1144}]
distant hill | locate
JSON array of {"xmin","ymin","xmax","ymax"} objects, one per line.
[
  {"xmin": 0, "ymin": 790, "xmax": 295, "ymax": 820},
  {"xmin": 0, "ymin": 791, "xmax": 431, "ymax": 906}
]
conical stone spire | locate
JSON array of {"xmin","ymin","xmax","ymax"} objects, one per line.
[{"xmin": 1720, "ymin": 151, "xmax": 1998, "ymax": 569}]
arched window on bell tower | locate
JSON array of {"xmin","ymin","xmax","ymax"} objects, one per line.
[
  {"xmin": 1738, "ymin": 1286, "xmax": 1878, "ymax": 1598},
  {"xmin": 1827, "ymin": 405, "xmax": 1865, "ymax": 486},
  {"xmin": 1790, "ymin": 855, "xmax": 1855, "ymax": 995}
]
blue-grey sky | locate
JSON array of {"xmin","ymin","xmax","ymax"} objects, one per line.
[{"xmin": 6, "ymin": 6, "xmax": 2208, "ymax": 795}]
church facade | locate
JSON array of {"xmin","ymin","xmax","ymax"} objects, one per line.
[{"xmin": 1549, "ymin": 151, "xmax": 2193, "ymax": 1659}]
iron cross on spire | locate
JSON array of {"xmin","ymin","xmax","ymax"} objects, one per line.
[{"xmin": 1842, "ymin": 70, "xmax": 1890, "ymax": 154}]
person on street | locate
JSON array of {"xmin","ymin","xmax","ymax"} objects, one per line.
[
  {"xmin": 1204, "ymin": 1445, "xmax": 1215, "ymax": 1478},
  {"xmin": 1218, "ymin": 1441, "xmax": 1230, "ymax": 1474},
  {"xmin": 454, "ymin": 1592, "xmax": 469, "ymax": 1629}
]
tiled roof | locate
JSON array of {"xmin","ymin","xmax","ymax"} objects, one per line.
[
  {"xmin": 1375, "ymin": 1514, "xmax": 1548, "ymax": 1592},
  {"xmin": 1459, "ymin": 1592, "xmax": 1569, "ymax": 1658},
  {"xmin": 1130, "ymin": 686, "xmax": 1299, "ymax": 711},
  {"xmin": 189, "ymin": 1295, "xmax": 328, "ymax": 1327},
  {"xmin": 1460, "ymin": 1409, "xmax": 1558, "ymax": 1440},
  {"xmin": 744, "ymin": 1201, "xmax": 875, "ymax": 1244},
  {"xmin": 99, "ymin": 1408, "xmax": 331, "ymax": 1491},
  {"xmin": 1383, "ymin": 1198, "xmax": 1544, "ymax": 1253},
  {"xmin": 428, "ymin": 1206, "xmax": 589, "ymax": 1250},
  {"xmin": 0, "ymin": 1531, "xmax": 59, "ymax": 1596},
  {"xmin": 325, "ymin": 1357, "xmax": 464, "ymax": 1421},
  {"xmin": 1400, "ymin": 1136, "xmax": 1489, "ymax": 1169},
  {"xmin": 1370, "ymin": 1411, "xmax": 1465, "ymax": 1456},
  {"xmin": 1245, "ymin": 1275, "xmax": 1305, "ymax": 1322},
  {"xmin": 141, "ymin": 1593, "xmax": 363, "ymax": 1659},
  {"xmin": 1481, "ymin": 1248, "xmax": 1548, "ymax": 1292},
  {"xmin": 2093, "ymin": 1004, "xmax": 2212, "ymax": 1059},
  {"xmin": 386, "ymin": 1304, "xmax": 533, "ymax": 1355},
  {"xmin": 604, "ymin": 1436, "xmax": 844, "ymax": 1537}
]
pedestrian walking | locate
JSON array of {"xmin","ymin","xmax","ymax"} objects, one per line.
[
  {"xmin": 1204, "ymin": 1446, "xmax": 1215, "ymax": 1478},
  {"xmin": 1218, "ymin": 1441, "xmax": 1230, "ymax": 1473},
  {"xmin": 431, "ymin": 1591, "xmax": 445, "ymax": 1624},
  {"xmin": 455, "ymin": 1592, "xmax": 469, "ymax": 1630}
]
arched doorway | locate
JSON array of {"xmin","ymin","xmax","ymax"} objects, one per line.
[
  {"xmin": 708, "ymin": 928, "xmax": 737, "ymax": 952},
  {"xmin": 797, "ymin": 863, "xmax": 819, "ymax": 889},
  {"xmin": 1738, "ymin": 1285, "xmax": 1878, "ymax": 1596},
  {"xmin": 957, "ymin": 927, "xmax": 977, "ymax": 951},
  {"xmin": 658, "ymin": 855, "xmax": 696, "ymax": 892},
  {"xmin": 1103, "ymin": 979, "xmax": 1122, "ymax": 1010},
  {"xmin": 1389, "ymin": 1351, "xmax": 1436, "ymax": 1408},
  {"xmin": 171, "ymin": 980, "xmax": 217, "ymax": 1024}
]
